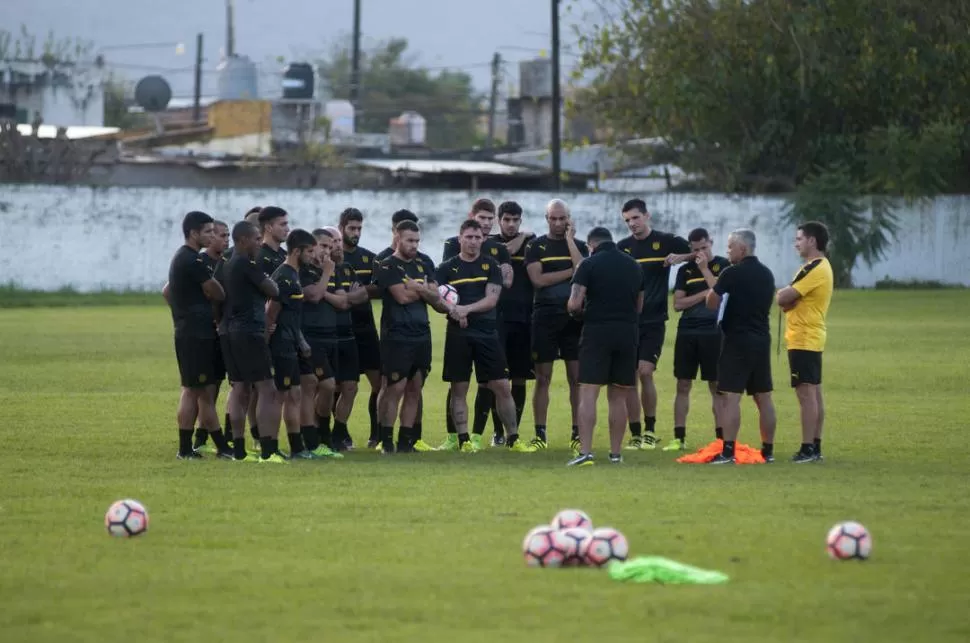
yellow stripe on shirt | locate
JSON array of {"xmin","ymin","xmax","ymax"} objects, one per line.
[
  {"xmin": 449, "ymin": 276, "xmax": 488, "ymax": 285},
  {"xmin": 686, "ymin": 277, "xmax": 707, "ymax": 285},
  {"xmin": 539, "ymin": 256, "xmax": 572, "ymax": 262},
  {"xmin": 637, "ymin": 257, "xmax": 666, "ymax": 263}
]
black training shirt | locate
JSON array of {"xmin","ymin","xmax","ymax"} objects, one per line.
[
  {"xmin": 378, "ymin": 255, "xmax": 432, "ymax": 341},
  {"xmin": 334, "ymin": 262, "xmax": 356, "ymax": 339},
  {"xmin": 493, "ymin": 232, "xmax": 535, "ymax": 323},
  {"xmin": 435, "ymin": 254, "xmax": 504, "ymax": 336},
  {"xmin": 712, "ymin": 256, "xmax": 775, "ymax": 340},
  {"xmin": 442, "ymin": 235, "xmax": 511, "ymax": 265},
  {"xmin": 168, "ymin": 245, "xmax": 215, "ymax": 339},
  {"xmin": 674, "ymin": 256, "xmax": 731, "ymax": 334},
  {"xmin": 571, "ymin": 241, "xmax": 644, "ymax": 326},
  {"xmin": 258, "ymin": 243, "xmax": 286, "ymax": 276},
  {"xmin": 300, "ymin": 264, "xmax": 338, "ymax": 338},
  {"xmin": 617, "ymin": 230, "xmax": 690, "ymax": 325},
  {"xmin": 269, "ymin": 263, "xmax": 304, "ymax": 353},
  {"xmin": 225, "ymin": 253, "xmax": 270, "ymax": 335},
  {"xmin": 342, "ymin": 245, "xmax": 378, "ymax": 333},
  {"xmin": 524, "ymin": 235, "xmax": 589, "ymax": 310}
]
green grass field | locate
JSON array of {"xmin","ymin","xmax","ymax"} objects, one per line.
[{"xmin": 1, "ymin": 290, "xmax": 968, "ymax": 642}]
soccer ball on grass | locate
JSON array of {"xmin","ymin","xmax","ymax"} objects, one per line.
[
  {"xmin": 825, "ymin": 521, "xmax": 871, "ymax": 560},
  {"xmin": 105, "ymin": 499, "xmax": 149, "ymax": 538}
]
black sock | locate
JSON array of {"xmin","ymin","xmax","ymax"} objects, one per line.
[
  {"xmin": 224, "ymin": 413, "xmax": 231, "ymax": 438},
  {"xmin": 445, "ymin": 389, "xmax": 456, "ymax": 434},
  {"xmin": 458, "ymin": 432, "xmax": 469, "ymax": 446},
  {"xmin": 722, "ymin": 440, "xmax": 736, "ymax": 458},
  {"xmin": 511, "ymin": 383, "xmax": 526, "ymax": 425},
  {"xmin": 507, "ymin": 433, "xmax": 519, "ymax": 447},
  {"xmin": 490, "ymin": 395, "xmax": 505, "ymax": 438},
  {"xmin": 414, "ymin": 420, "xmax": 423, "ymax": 441},
  {"xmin": 233, "ymin": 437, "xmax": 246, "ymax": 459},
  {"xmin": 333, "ymin": 420, "xmax": 349, "ymax": 444},
  {"xmin": 715, "ymin": 426, "xmax": 724, "ymax": 440},
  {"xmin": 473, "ymin": 388, "xmax": 494, "ymax": 436},
  {"xmin": 193, "ymin": 427, "xmax": 208, "ymax": 447},
  {"xmin": 629, "ymin": 421, "xmax": 642, "ymax": 437},
  {"xmin": 674, "ymin": 426, "xmax": 686, "ymax": 441},
  {"xmin": 535, "ymin": 424, "xmax": 547, "ymax": 442},
  {"xmin": 800, "ymin": 442, "xmax": 814, "ymax": 455},
  {"xmin": 250, "ymin": 423, "xmax": 260, "ymax": 441},
  {"xmin": 761, "ymin": 442, "xmax": 774, "ymax": 458},
  {"xmin": 814, "ymin": 438, "xmax": 822, "ymax": 456},
  {"xmin": 209, "ymin": 429, "xmax": 229, "ymax": 451},
  {"xmin": 317, "ymin": 414, "xmax": 332, "ymax": 449},
  {"xmin": 367, "ymin": 392, "xmax": 379, "ymax": 441},
  {"xmin": 301, "ymin": 425, "xmax": 320, "ymax": 451},
  {"xmin": 178, "ymin": 429, "xmax": 194, "ymax": 455},
  {"xmin": 644, "ymin": 416, "xmax": 657, "ymax": 434},
  {"xmin": 570, "ymin": 425, "xmax": 579, "ymax": 441},
  {"xmin": 397, "ymin": 426, "xmax": 413, "ymax": 448},
  {"xmin": 380, "ymin": 425, "xmax": 394, "ymax": 442},
  {"xmin": 287, "ymin": 432, "xmax": 305, "ymax": 454},
  {"xmin": 260, "ymin": 436, "xmax": 274, "ymax": 459}
]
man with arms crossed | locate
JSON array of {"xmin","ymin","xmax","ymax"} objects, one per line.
[
  {"xmin": 776, "ymin": 221, "xmax": 834, "ymax": 463},
  {"xmin": 165, "ymin": 211, "xmax": 230, "ymax": 459},
  {"xmin": 377, "ymin": 221, "xmax": 448, "ymax": 453},
  {"xmin": 705, "ymin": 229, "xmax": 777, "ymax": 464},
  {"xmin": 436, "ymin": 220, "xmax": 536, "ymax": 453},
  {"xmin": 566, "ymin": 227, "xmax": 644, "ymax": 467},
  {"xmin": 525, "ymin": 199, "xmax": 588, "ymax": 449},
  {"xmin": 669, "ymin": 228, "xmax": 731, "ymax": 450},
  {"xmin": 616, "ymin": 198, "xmax": 692, "ymax": 450}
]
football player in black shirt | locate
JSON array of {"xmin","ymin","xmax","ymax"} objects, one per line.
[
  {"xmin": 524, "ymin": 199, "xmax": 589, "ymax": 450},
  {"xmin": 164, "ymin": 210, "xmax": 229, "ymax": 459},
  {"xmin": 435, "ymin": 220, "xmax": 536, "ymax": 453},
  {"xmin": 257, "ymin": 206, "xmax": 290, "ymax": 275},
  {"xmin": 617, "ymin": 198, "xmax": 693, "ymax": 450},
  {"xmin": 670, "ymin": 228, "xmax": 730, "ymax": 450},
  {"xmin": 376, "ymin": 220, "xmax": 449, "ymax": 453}
]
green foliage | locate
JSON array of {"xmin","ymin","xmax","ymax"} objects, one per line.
[
  {"xmin": 572, "ymin": 0, "xmax": 970, "ymax": 193},
  {"xmin": 317, "ymin": 38, "xmax": 484, "ymax": 149}
]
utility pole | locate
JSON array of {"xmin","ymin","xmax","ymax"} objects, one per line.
[
  {"xmin": 226, "ymin": 0, "xmax": 235, "ymax": 57},
  {"xmin": 551, "ymin": 0, "xmax": 562, "ymax": 191},
  {"xmin": 486, "ymin": 52, "xmax": 502, "ymax": 148},
  {"xmin": 192, "ymin": 33, "xmax": 203, "ymax": 123},
  {"xmin": 350, "ymin": 0, "xmax": 362, "ymax": 108}
]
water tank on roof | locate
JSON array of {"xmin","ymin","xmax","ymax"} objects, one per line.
[
  {"xmin": 217, "ymin": 55, "xmax": 259, "ymax": 100},
  {"xmin": 282, "ymin": 62, "xmax": 315, "ymax": 99},
  {"xmin": 389, "ymin": 111, "xmax": 426, "ymax": 146},
  {"xmin": 324, "ymin": 100, "xmax": 355, "ymax": 137}
]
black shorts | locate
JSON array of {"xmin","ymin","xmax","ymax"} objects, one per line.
[
  {"xmin": 638, "ymin": 322, "xmax": 666, "ymax": 365},
  {"xmin": 213, "ymin": 335, "xmax": 226, "ymax": 384},
  {"xmin": 336, "ymin": 337, "xmax": 360, "ymax": 383},
  {"xmin": 578, "ymin": 323, "xmax": 638, "ymax": 387},
  {"xmin": 381, "ymin": 337, "xmax": 432, "ymax": 383},
  {"xmin": 531, "ymin": 308, "xmax": 582, "ymax": 363},
  {"xmin": 219, "ymin": 334, "xmax": 233, "ymax": 383},
  {"xmin": 226, "ymin": 332, "xmax": 273, "ymax": 384},
  {"xmin": 174, "ymin": 336, "xmax": 218, "ymax": 388},
  {"xmin": 500, "ymin": 320, "xmax": 534, "ymax": 380},
  {"xmin": 788, "ymin": 350, "xmax": 822, "ymax": 387},
  {"xmin": 443, "ymin": 331, "xmax": 509, "ymax": 383},
  {"xmin": 674, "ymin": 332, "xmax": 721, "ymax": 382},
  {"xmin": 354, "ymin": 327, "xmax": 381, "ymax": 373},
  {"xmin": 302, "ymin": 336, "xmax": 337, "ymax": 381},
  {"xmin": 717, "ymin": 337, "xmax": 772, "ymax": 395},
  {"xmin": 271, "ymin": 351, "xmax": 300, "ymax": 391}
]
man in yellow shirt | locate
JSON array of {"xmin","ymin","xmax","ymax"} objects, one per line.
[{"xmin": 776, "ymin": 222, "xmax": 834, "ymax": 463}]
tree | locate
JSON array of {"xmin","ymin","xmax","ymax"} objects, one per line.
[
  {"xmin": 572, "ymin": 0, "xmax": 970, "ymax": 285},
  {"xmin": 317, "ymin": 38, "xmax": 484, "ymax": 149}
]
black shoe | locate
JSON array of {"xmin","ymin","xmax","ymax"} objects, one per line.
[
  {"xmin": 340, "ymin": 438, "xmax": 355, "ymax": 451},
  {"xmin": 762, "ymin": 452, "xmax": 775, "ymax": 463},
  {"xmin": 608, "ymin": 453, "xmax": 623, "ymax": 464},
  {"xmin": 396, "ymin": 441, "xmax": 415, "ymax": 453},
  {"xmin": 381, "ymin": 440, "xmax": 395, "ymax": 455},
  {"xmin": 709, "ymin": 453, "xmax": 736, "ymax": 465},
  {"xmin": 566, "ymin": 453, "xmax": 595, "ymax": 467},
  {"xmin": 176, "ymin": 450, "xmax": 204, "ymax": 460},
  {"xmin": 815, "ymin": 454, "xmax": 824, "ymax": 463},
  {"xmin": 366, "ymin": 439, "xmax": 380, "ymax": 449},
  {"xmin": 216, "ymin": 449, "xmax": 235, "ymax": 460},
  {"xmin": 791, "ymin": 450, "xmax": 818, "ymax": 463},
  {"xmin": 491, "ymin": 434, "xmax": 506, "ymax": 447}
]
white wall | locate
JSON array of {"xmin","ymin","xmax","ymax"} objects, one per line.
[{"xmin": 1, "ymin": 185, "xmax": 968, "ymax": 291}]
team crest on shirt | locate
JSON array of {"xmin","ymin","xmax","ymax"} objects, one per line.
[
  {"xmin": 283, "ymin": 376, "xmax": 291, "ymax": 387},
  {"xmin": 624, "ymin": 247, "xmax": 631, "ymax": 253},
  {"xmin": 198, "ymin": 374, "xmax": 207, "ymax": 383},
  {"xmin": 490, "ymin": 247, "xmax": 498, "ymax": 255},
  {"xmin": 390, "ymin": 372, "xmax": 400, "ymax": 382},
  {"xmin": 363, "ymin": 256, "xmax": 369, "ymax": 263},
  {"xmin": 652, "ymin": 242, "xmax": 661, "ymax": 250},
  {"xmin": 712, "ymin": 264, "xmax": 720, "ymax": 273},
  {"xmin": 315, "ymin": 368, "xmax": 323, "ymax": 377},
  {"xmin": 417, "ymin": 265, "xmax": 424, "ymax": 273},
  {"xmin": 482, "ymin": 263, "xmax": 489, "ymax": 271},
  {"xmin": 344, "ymin": 268, "xmax": 350, "ymax": 275}
]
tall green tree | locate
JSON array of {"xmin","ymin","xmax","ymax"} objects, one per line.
[
  {"xmin": 317, "ymin": 38, "xmax": 484, "ymax": 149},
  {"xmin": 572, "ymin": 0, "xmax": 970, "ymax": 285}
]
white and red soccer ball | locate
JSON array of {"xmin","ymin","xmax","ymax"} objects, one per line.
[
  {"xmin": 559, "ymin": 527, "xmax": 593, "ymax": 566},
  {"xmin": 523, "ymin": 528, "xmax": 572, "ymax": 567},
  {"xmin": 438, "ymin": 284, "xmax": 459, "ymax": 305},
  {"xmin": 105, "ymin": 499, "xmax": 149, "ymax": 538},
  {"xmin": 552, "ymin": 508, "xmax": 592, "ymax": 531},
  {"xmin": 826, "ymin": 521, "xmax": 872, "ymax": 561},
  {"xmin": 581, "ymin": 527, "xmax": 630, "ymax": 567}
]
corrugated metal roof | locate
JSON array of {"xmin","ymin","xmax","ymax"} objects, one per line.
[
  {"xmin": 496, "ymin": 138, "xmax": 668, "ymax": 175},
  {"xmin": 355, "ymin": 159, "xmax": 538, "ymax": 176},
  {"xmin": 15, "ymin": 125, "xmax": 121, "ymax": 140}
]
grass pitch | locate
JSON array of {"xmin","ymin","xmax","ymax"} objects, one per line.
[{"xmin": 0, "ymin": 290, "xmax": 968, "ymax": 642}]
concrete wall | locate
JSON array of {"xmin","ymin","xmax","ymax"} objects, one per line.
[{"xmin": 1, "ymin": 185, "xmax": 968, "ymax": 291}]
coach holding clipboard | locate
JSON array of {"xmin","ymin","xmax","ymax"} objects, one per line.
[{"xmin": 705, "ymin": 229, "xmax": 778, "ymax": 465}]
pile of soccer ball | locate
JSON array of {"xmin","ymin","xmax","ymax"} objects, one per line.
[
  {"xmin": 523, "ymin": 508, "xmax": 629, "ymax": 568},
  {"xmin": 104, "ymin": 499, "xmax": 149, "ymax": 537}
]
